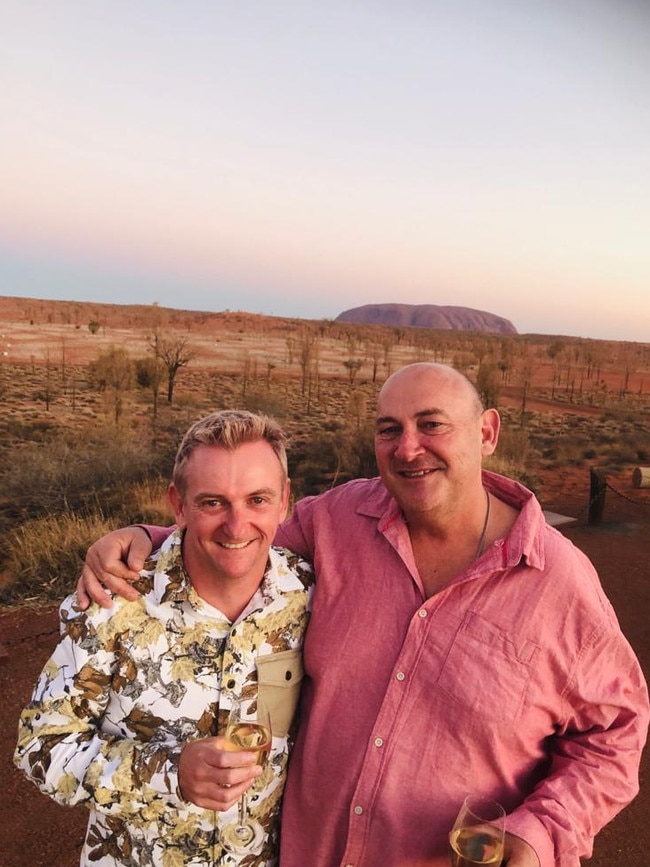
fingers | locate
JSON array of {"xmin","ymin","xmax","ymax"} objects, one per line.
[
  {"xmin": 502, "ymin": 831, "xmax": 540, "ymax": 867},
  {"xmin": 76, "ymin": 527, "xmax": 154, "ymax": 609},
  {"xmin": 184, "ymin": 773, "xmax": 259, "ymax": 812},
  {"xmin": 125, "ymin": 528, "xmax": 154, "ymax": 573},
  {"xmin": 75, "ymin": 567, "xmax": 93, "ymax": 610},
  {"xmin": 85, "ymin": 527, "xmax": 149, "ymax": 584},
  {"xmin": 76, "ymin": 560, "xmax": 141, "ymax": 609},
  {"xmin": 178, "ymin": 738, "xmax": 263, "ymax": 811},
  {"xmin": 76, "ymin": 564, "xmax": 114, "ymax": 610}
]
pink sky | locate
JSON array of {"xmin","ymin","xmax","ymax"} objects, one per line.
[{"xmin": 1, "ymin": 1, "xmax": 649, "ymax": 341}]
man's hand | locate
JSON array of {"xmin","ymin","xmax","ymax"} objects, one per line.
[
  {"xmin": 178, "ymin": 737, "xmax": 263, "ymax": 811},
  {"xmin": 503, "ymin": 832, "xmax": 540, "ymax": 867},
  {"xmin": 76, "ymin": 527, "xmax": 154, "ymax": 610}
]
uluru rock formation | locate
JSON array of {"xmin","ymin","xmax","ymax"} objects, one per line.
[{"xmin": 336, "ymin": 303, "xmax": 517, "ymax": 334}]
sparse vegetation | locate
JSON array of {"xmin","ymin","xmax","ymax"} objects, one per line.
[{"xmin": 1, "ymin": 296, "xmax": 649, "ymax": 603}]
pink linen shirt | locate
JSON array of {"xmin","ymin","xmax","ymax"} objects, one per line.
[{"xmin": 274, "ymin": 471, "xmax": 649, "ymax": 867}]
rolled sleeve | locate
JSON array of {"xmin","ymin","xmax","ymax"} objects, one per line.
[{"xmin": 504, "ymin": 624, "xmax": 649, "ymax": 867}]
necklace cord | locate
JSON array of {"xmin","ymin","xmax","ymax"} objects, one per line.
[{"xmin": 475, "ymin": 488, "xmax": 491, "ymax": 560}]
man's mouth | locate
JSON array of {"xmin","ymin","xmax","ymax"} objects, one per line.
[
  {"xmin": 219, "ymin": 540, "xmax": 253, "ymax": 549},
  {"xmin": 397, "ymin": 467, "xmax": 437, "ymax": 478}
]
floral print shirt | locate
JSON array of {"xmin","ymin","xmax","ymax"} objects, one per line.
[{"xmin": 14, "ymin": 530, "xmax": 314, "ymax": 867}]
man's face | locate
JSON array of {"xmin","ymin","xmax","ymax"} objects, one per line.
[
  {"xmin": 374, "ymin": 366, "xmax": 497, "ymax": 517},
  {"xmin": 169, "ymin": 440, "xmax": 290, "ymax": 591}
]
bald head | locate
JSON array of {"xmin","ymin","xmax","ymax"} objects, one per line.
[
  {"xmin": 378, "ymin": 363, "xmax": 484, "ymax": 419},
  {"xmin": 374, "ymin": 362, "xmax": 500, "ymax": 521}
]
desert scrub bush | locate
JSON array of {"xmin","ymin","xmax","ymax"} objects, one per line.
[
  {"xmin": 290, "ymin": 422, "xmax": 377, "ymax": 498},
  {"xmin": 127, "ymin": 476, "xmax": 175, "ymax": 526},
  {"xmin": 2, "ymin": 418, "xmax": 57, "ymax": 442},
  {"xmin": 484, "ymin": 423, "xmax": 540, "ymax": 490},
  {"xmin": 0, "ymin": 426, "xmax": 167, "ymax": 522},
  {"xmin": 241, "ymin": 390, "xmax": 290, "ymax": 420},
  {"xmin": 492, "ymin": 424, "xmax": 530, "ymax": 466},
  {"xmin": 1, "ymin": 509, "xmax": 118, "ymax": 603}
]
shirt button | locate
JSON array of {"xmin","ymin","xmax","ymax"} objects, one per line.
[
  {"xmin": 418, "ymin": 609, "xmax": 427, "ymax": 618},
  {"xmin": 354, "ymin": 805, "xmax": 363, "ymax": 815},
  {"xmin": 226, "ymin": 678, "xmax": 236, "ymax": 690},
  {"xmin": 374, "ymin": 737, "xmax": 384, "ymax": 747},
  {"xmin": 396, "ymin": 671, "xmax": 405, "ymax": 681}
]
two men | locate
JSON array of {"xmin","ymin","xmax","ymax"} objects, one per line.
[
  {"xmin": 76, "ymin": 363, "xmax": 649, "ymax": 867},
  {"xmin": 15, "ymin": 411, "xmax": 313, "ymax": 866}
]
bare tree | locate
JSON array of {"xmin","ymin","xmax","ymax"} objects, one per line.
[
  {"xmin": 297, "ymin": 331, "xmax": 319, "ymax": 397},
  {"xmin": 343, "ymin": 359, "xmax": 363, "ymax": 384},
  {"xmin": 149, "ymin": 335, "xmax": 195, "ymax": 404},
  {"xmin": 367, "ymin": 343, "xmax": 382, "ymax": 382},
  {"xmin": 241, "ymin": 352, "xmax": 252, "ymax": 398},
  {"xmin": 44, "ymin": 350, "xmax": 53, "ymax": 411}
]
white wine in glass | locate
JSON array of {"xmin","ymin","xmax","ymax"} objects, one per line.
[
  {"xmin": 449, "ymin": 795, "xmax": 505, "ymax": 867},
  {"xmin": 221, "ymin": 697, "xmax": 272, "ymax": 855},
  {"xmin": 225, "ymin": 720, "xmax": 272, "ymax": 765}
]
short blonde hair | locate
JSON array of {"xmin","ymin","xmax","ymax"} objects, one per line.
[{"xmin": 172, "ymin": 410, "xmax": 289, "ymax": 495}]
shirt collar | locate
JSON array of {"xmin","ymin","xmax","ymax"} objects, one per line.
[
  {"xmin": 352, "ymin": 471, "xmax": 547, "ymax": 571},
  {"xmin": 482, "ymin": 470, "xmax": 546, "ymax": 570},
  {"xmin": 142, "ymin": 529, "xmax": 281, "ymax": 611}
]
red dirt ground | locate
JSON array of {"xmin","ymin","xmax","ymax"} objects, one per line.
[{"xmin": 1, "ymin": 478, "xmax": 649, "ymax": 866}]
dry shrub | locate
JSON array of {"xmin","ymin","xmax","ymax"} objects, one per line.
[
  {"xmin": 0, "ymin": 426, "xmax": 179, "ymax": 603},
  {"xmin": 290, "ymin": 422, "xmax": 377, "ymax": 497},
  {"xmin": 0, "ymin": 426, "xmax": 165, "ymax": 524},
  {"xmin": 128, "ymin": 477, "xmax": 175, "ymax": 526},
  {"xmin": 1, "ymin": 477, "xmax": 175, "ymax": 604},
  {"xmin": 485, "ymin": 425, "xmax": 538, "ymax": 490},
  {"xmin": 1, "ymin": 509, "xmax": 117, "ymax": 603}
]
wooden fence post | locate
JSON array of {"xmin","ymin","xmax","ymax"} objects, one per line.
[{"xmin": 588, "ymin": 469, "xmax": 607, "ymax": 525}]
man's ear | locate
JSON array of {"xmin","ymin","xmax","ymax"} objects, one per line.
[
  {"xmin": 480, "ymin": 408, "xmax": 501, "ymax": 457},
  {"xmin": 280, "ymin": 478, "xmax": 291, "ymax": 521},
  {"xmin": 168, "ymin": 483, "xmax": 186, "ymax": 528}
]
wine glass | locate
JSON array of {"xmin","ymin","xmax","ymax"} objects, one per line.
[
  {"xmin": 449, "ymin": 795, "xmax": 506, "ymax": 866},
  {"xmin": 220, "ymin": 696, "xmax": 272, "ymax": 855}
]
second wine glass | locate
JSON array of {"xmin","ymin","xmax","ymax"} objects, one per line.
[{"xmin": 449, "ymin": 795, "xmax": 505, "ymax": 866}]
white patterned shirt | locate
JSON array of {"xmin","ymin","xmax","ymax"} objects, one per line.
[{"xmin": 14, "ymin": 530, "xmax": 314, "ymax": 867}]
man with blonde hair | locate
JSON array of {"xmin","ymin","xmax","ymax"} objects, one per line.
[{"xmin": 16, "ymin": 410, "xmax": 313, "ymax": 867}]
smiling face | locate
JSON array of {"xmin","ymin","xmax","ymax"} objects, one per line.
[
  {"xmin": 374, "ymin": 364, "xmax": 499, "ymax": 523},
  {"xmin": 168, "ymin": 440, "xmax": 290, "ymax": 606}
]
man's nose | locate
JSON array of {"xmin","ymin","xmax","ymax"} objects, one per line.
[
  {"xmin": 223, "ymin": 507, "xmax": 248, "ymax": 537},
  {"xmin": 393, "ymin": 429, "xmax": 423, "ymax": 461}
]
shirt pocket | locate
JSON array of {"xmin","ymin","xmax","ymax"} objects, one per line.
[
  {"xmin": 256, "ymin": 649, "xmax": 304, "ymax": 738},
  {"xmin": 436, "ymin": 610, "xmax": 539, "ymax": 723}
]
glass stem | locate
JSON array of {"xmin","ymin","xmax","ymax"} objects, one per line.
[{"xmin": 238, "ymin": 793, "xmax": 248, "ymax": 830}]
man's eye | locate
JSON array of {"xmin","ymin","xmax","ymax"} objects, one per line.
[
  {"xmin": 202, "ymin": 499, "xmax": 222, "ymax": 509},
  {"xmin": 376, "ymin": 426, "xmax": 400, "ymax": 438},
  {"xmin": 420, "ymin": 421, "xmax": 441, "ymax": 431},
  {"xmin": 250, "ymin": 496, "xmax": 269, "ymax": 505}
]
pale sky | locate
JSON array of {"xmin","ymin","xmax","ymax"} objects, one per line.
[{"xmin": 1, "ymin": 1, "xmax": 649, "ymax": 341}]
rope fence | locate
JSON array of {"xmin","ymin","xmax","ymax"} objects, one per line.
[
  {"xmin": 588, "ymin": 467, "xmax": 650, "ymax": 526},
  {"xmin": 605, "ymin": 479, "xmax": 650, "ymax": 507}
]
